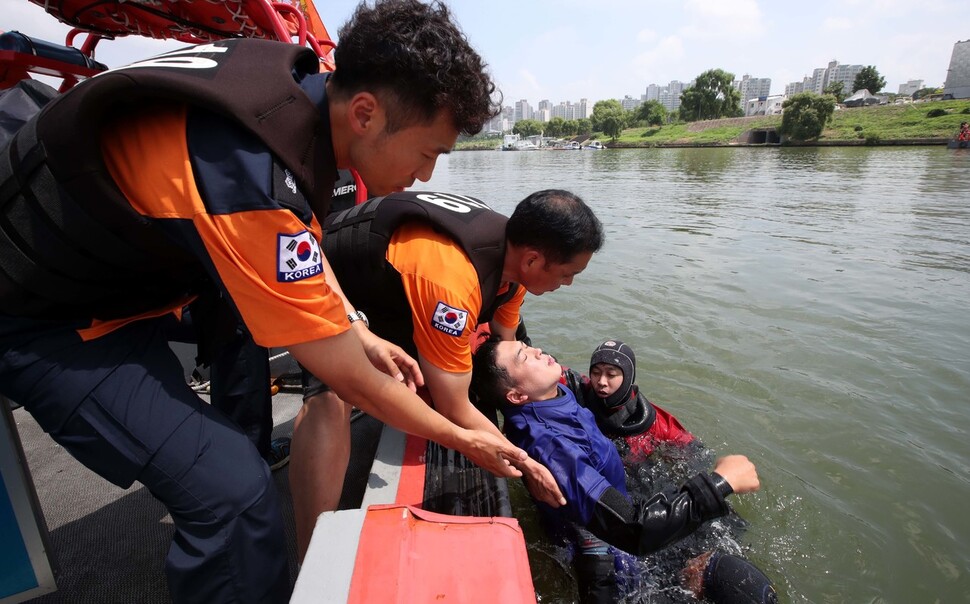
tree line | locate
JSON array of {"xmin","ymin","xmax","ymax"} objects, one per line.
[
  {"xmin": 512, "ymin": 98, "xmax": 670, "ymax": 141},
  {"xmin": 509, "ymin": 65, "xmax": 889, "ymax": 142}
]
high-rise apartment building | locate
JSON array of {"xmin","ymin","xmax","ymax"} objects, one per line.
[
  {"xmin": 498, "ymin": 106, "xmax": 514, "ymax": 131},
  {"xmin": 944, "ymin": 40, "xmax": 970, "ymax": 99},
  {"xmin": 787, "ymin": 60, "xmax": 866, "ymax": 96},
  {"xmin": 785, "ymin": 78, "xmax": 810, "ymax": 96},
  {"xmin": 513, "ymin": 99, "xmax": 533, "ymax": 123},
  {"xmin": 620, "ymin": 95, "xmax": 642, "ymax": 111},
  {"xmin": 897, "ymin": 79, "xmax": 924, "ymax": 96},
  {"xmin": 734, "ymin": 74, "xmax": 772, "ymax": 102},
  {"xmin": 548, "ymin": 99, "xmax": 588, "ymax": 121},
  {"xmin": 809, "ymin": 67, "xmax": 827, "ymax": 94},
  {"xmin": 645, "ymin": 80, "xmax": 693, "ymax": 112},
  {"xmin": 484, "ymin": 113, "xmax": 504, "ymax": 133},
  {"xmin": 827, "ymin": 61, "xmax": 866, "ymax": 92}
]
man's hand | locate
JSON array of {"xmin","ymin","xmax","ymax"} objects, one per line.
[
  {"xmin": 516, "ymin": 456, "xmax": 567, "ymax": 507},
  {"xmin": 713, "ymin": 455, "xmax": 760, "ymax": 494},
  {"xmin": 355, "ymin": 327, "xmax": 424, "ymax": 392},
  {"xmin": 454, "ymin": 428, "xmax": 528, "ymax": 479}
]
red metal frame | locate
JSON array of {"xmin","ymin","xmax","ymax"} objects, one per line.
[{"xmin": 3, "ymin": 0, "xmax": 336, "ymax": 91}]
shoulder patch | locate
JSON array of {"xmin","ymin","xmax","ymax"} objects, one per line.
[
  {"xmin": 272, "ymin": 160, "xmax": 311, "ymax": 221},
  {"xmin": 430, "ymin": 301, "xmax": 469, "ymax": 337},
  {"xmin": 277, "ymin": 230, "xmax": 323, "ymax": 282}
]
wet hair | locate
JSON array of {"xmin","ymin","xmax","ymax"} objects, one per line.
[
  {"xmin": 470, "ymin": 336, "xmax": 513, "ymax": 409},
  {"xmin": 330, "ymin": 0, "xmax": 501, "ymax": 135},
  {"xmin": 506, "ymin": 190, "xmax": 605, "ymax": 265}
]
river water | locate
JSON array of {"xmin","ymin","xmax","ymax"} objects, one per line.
[{"xmin": 422, "ymin": 146, "xmax": 970, "ymax": 603}]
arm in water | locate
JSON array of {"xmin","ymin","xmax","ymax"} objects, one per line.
[{"xmin": 586, "ymin": 455, "xmax": 760, "ymax": 555}]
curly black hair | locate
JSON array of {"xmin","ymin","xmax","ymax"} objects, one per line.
[{"xmin": 330, "ymin": 0, "xmax": 501, "ymax": 135}]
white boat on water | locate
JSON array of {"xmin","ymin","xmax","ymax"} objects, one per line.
[
  {"xmin": 501, "ymin": 133, "xmax": 540, "ymax": 151},
  {"xmin": 582, "ymin": 140, "xmax": 606, "ymax": 150}
]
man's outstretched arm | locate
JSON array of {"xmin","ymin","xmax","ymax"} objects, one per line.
[
  {"xmin": 288, "ymin": 331, "xmax": 526, "ymax": 478},
  {"xmin": 419, "ymin": 359, "xmax": 566, "ymax": 507}
]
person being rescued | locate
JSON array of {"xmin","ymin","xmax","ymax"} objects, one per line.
[{"xmin": 471, "ymin": 337, "xmax": 778, "ymax": 604}]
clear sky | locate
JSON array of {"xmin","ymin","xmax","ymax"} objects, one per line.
[{"xmin": 4, "ymin": 0, "xmax": 968, "ymax": 106}]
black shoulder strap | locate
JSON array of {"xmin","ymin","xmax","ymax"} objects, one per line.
[{"xmin": 38, "ymin": 39, "xmax": 329, "ymax": 216}]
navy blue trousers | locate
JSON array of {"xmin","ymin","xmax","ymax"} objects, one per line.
[
  {"xmin": 209, "ymin": 330, "xmax": 273, "ymax": 459},
  {"xmin": 171, "ymin": 309, "xmax": 274, "ymax": 459},
  {"xmin": 0, "ymin": 315, "xmax": 289, "ymax": 603}
]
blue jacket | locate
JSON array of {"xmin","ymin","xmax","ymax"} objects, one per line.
[{"xmin": 503, "ymin": 386, "xmax": 627, "ymax": 525}]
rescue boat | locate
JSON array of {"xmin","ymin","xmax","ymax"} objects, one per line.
[{"xmin": 0, "ymin": 2, "xmax": 535, "ymax": 602}]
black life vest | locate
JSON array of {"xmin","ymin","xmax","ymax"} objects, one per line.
[
  {"xmin": 0, "ymin": 39, "xmax": 330, "ymax": 321},
  {"xmin": 323, "ymin": 191, "xmax": 519, "ymax": 337}
]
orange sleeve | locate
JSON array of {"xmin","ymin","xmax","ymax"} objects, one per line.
[
  {"xmin": 100, "ymin": 105, "xmax": 348, "ymax": 347},
  {"xmin": 196, "ymin": 211, "xmax": 348, "ymax": 347},
  {"xmin": 491, "ymin": 283, "xmax": 526, "ymax": 330},
  {"xmin": 387, "ymin": 222, "xmax": 481, "ymax": 373}
]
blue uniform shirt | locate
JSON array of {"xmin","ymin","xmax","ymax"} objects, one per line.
[{"xmin": 502, "ymin": 386, "xmax": 627, "ymax": 525}]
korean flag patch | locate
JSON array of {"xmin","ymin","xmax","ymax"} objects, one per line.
[
  {"xmin": 431, "ymin": 301, "xmax": 468, "ymax": 337},
  {"xmin": 277, "ymin": 231, "xmax": 323, "ymax": 282}
]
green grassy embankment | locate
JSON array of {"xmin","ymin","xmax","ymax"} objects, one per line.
[
  {"xmin": 456, "ymin": 99, "xmax": 970, "ymax": 149},
  {"xmin": 606, "ymin": 99, "xmax": 970, "ymax": 147}
]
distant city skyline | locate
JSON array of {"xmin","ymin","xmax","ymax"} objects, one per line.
[{"xmin": 4, "ymin": 0, "xmax": 967, "ymax": 106}]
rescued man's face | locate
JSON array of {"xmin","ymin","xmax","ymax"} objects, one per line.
[{"xmin": 496, "ymin": 340, "xmax": 562, "ymax": 401}]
